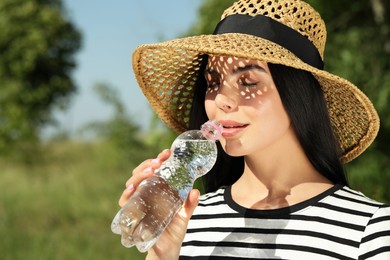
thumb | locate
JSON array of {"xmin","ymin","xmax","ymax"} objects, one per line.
[
  {"xmin": 178, "ymin": 189, "xmax": 200, "ymax": 220},
  {"xmin": 147, "ymin": 189, "xmax": 200, "ymax": 258}
]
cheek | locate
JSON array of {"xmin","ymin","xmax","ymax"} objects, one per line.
[
  {"xmin": 253, "ymin": 97, "xmax": 291, "ymax": 144},
  {"xmin": 269, "ymin": 94, "xmax": 290, "ymax": 127},
  {"xmin": 237, "ymin": 84, "xmax": 271, "ymax": 107},
  {"xmin": 204, "ymin": 99, "xmax": 216, "ymax": 120}
]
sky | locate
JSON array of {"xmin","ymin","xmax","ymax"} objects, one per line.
[{"xmin": 45, "ymin": 0, "xmax": 203, "ymax": 138}]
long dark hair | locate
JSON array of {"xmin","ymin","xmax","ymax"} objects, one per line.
[{"xmin": 189, "ymin": 58, "xmax": 348, "ymax": 193}]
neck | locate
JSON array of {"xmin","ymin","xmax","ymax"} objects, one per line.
[{"xmin": 232, "ymin": 128, "xmax": 333, "ymax": 209}]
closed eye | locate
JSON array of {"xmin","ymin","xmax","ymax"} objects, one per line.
[
  {"xmin": 205, "ymin": 69, "xmax": 220, "ymax": 89},
  {"xmin": 238, "ymin": 74, "xmax": 259, "ymax": 87},
  {"xmin": 239, "ymin": 78, "xmax": 258, "ymax": 87}
]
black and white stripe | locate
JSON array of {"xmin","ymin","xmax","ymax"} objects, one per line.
[{"xmin": 179, "ymin": 185, "xmax": 390, "ymax": 259}]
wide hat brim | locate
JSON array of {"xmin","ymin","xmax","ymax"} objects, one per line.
[{"xmin": 132, "ymin": 33, "xmax": 380, "ymax": 163}]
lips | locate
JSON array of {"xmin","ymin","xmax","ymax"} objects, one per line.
[{"xmin": 218, "ymin": 120, "xmax": 248, "ymax": 137}]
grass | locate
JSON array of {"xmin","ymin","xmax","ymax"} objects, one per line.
[{"xmin": 0, "ymin": 140, "xmax": 147, "ymax": 260}]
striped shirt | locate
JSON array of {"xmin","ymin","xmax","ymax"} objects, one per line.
[{"xmin": 179, "ymin": 185, "xmax": 390, "ymax": 259}]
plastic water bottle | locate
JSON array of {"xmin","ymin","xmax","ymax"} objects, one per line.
[{"xmin": 111, "ymin": 120, "xmax": 223, "ymax": 252}]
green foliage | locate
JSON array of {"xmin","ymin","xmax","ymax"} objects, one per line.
[
  {"xmin": 186, "ymin": 0, "xmax": 234, "ymax": 36},
  {"xmin": 0, "ymin": 81, "xmax": 178, "ymax": 259},
  {"xmin": 347, "ymin": 145, "xmax": 390, "ymax": 203},
  {"xmin": 144, "ymin": 113, "xmax": 177, "ymax": 152},
  {"xmin": 0, "ymin": 140, "xmax": 146, "ymax": 260},
  {"xmin": 0, "ymin": 0, "xmax": 81, "ymax": 155}
]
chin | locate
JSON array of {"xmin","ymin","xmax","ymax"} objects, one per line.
[{"xmin": 220, "ymin": 141, "xmax": 246, "ymax": 157}]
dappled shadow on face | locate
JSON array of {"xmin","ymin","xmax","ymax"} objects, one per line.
[{"xmin": 204, "ymin": 55, "xmax": 276, "ymax": 107}]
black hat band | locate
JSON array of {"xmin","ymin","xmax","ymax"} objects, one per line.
[{"xmin": 213, "ymin": 14, "xmax": 324, "ymax": 70}]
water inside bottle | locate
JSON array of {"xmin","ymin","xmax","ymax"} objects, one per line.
[
  {"xmin": 158, "ymin": 138, "xmax": 218, "ymax": 200},
  {"xmin": 111, "ymin": 126, "xmax": 220, "ymax": 252},
  {"xmin": 117, "ymin": 175, "xmax": 183, "ymax": 251}
]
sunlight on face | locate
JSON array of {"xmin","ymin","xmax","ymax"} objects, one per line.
[
  {"xmin": 204, "ymin": 55, "xmax": 291, "ymax": 157},
  {"xmin": 204, "ymin": 56, "xmax": 274, "ymax": 108}
]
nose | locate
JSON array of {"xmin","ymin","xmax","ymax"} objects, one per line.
[{"xmin": 215, "ymin": 86, "xmax": 237, "ymax": 112}]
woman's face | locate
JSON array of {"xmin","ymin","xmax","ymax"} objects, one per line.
[{"xmin": 204, "ymin": 56, "xmax": 292, "ymax": 157}]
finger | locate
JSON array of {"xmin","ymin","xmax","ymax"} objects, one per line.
[
  {"xmin": 125, "ymin": 149, "xmax": 170, "ymax": 188},
  {"xmin": 120, "ymin": 149, "xmax": 172, "ymax": 207},
  {"xmin": 125, "ymin": 164, "xmax": 155, "ymax": 188},
  {"xmin": 118, "ymin": 181, "xmax": 137, "ymax": 207},
  {"xmin": 119, "ymin": 167, "xmax": 155, "ymax": 206},
  {"xmin": 156, "ymin": 149, "xmax": 171, "ymax": 161}
]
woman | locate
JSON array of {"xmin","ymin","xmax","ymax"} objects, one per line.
[{"xmin": 118, "ymin": 0, "xmax": 390, "ymax": 259}]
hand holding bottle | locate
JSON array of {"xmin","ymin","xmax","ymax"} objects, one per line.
[
  {"xmin": 112, "ymin": 120, "xmax": 222, "ymax": 253},
  {"xmin": 117, "ymin": 149, "xmax": 200, "ymax": 260}
]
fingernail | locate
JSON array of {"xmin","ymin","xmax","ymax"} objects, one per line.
[
  {"xmin": 126, "ymin": 184, "xmax": 134, "ymax": 192},
  {"xmin": 143, "ymin": 167, "xmax": 152, "ymax": 173},
  {"xmin": 151, "ymin": 159, "xmax": 160, "ymax": 164}
]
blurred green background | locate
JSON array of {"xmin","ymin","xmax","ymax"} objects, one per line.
[{"xmin": 1, "ymin": 0, "xmax": 389, "ymax": 259}]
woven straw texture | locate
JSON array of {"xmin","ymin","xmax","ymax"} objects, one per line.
[{"xmin": 132, "ymin": 0, "xmax": 379, "ymax": 163}]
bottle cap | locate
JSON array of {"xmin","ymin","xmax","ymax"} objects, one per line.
[{"xmin": 201, "ymin": 120, "xmax": 223, "ymax": 141}]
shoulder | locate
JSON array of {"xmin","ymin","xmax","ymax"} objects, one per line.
[
  {"xmin": 359, "ymin": 203, "xmax": 390, "ymax": 258},
  {"xmin": 337, "ymin": 187, "xmax": 390, "ymax": 258},
  {"xmin": 332, "ymin": 185, "xmax": 388, "ymax": 210},
  {"xmin": 341, "ymin": 185, "xmax": 390, "ymax": 229}
]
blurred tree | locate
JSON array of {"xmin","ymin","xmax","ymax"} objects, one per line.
[
  {"xmin": 0, "ymin": 0, "xmax": 81, "ymax": 155},
  {"xmin": 85, "ymin": 82, "xmax": 182, "ymax": 171},
  {"xmin": 144, "ymin": 113, "xmax": 176, "ymax": 152},
  {"xmin": 186, "ymin": 0, "xmax": 234, "ymax": 36},
  {"xmin": 83, "ymin": 83, "xmax": 152, "ymax": 166}
]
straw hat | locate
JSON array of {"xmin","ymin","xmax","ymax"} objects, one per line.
[{"xmin": 132, "ymin": 0, "xmax": 379, "ymax": 163}]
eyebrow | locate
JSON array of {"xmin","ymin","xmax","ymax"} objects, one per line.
[
  {"xmin": 204, "ymin": 64, "xmax": 266, "ymax": 77},
  {"xmin": 233, "ymin": 64, "xmax": 266, "ymax": 74}
]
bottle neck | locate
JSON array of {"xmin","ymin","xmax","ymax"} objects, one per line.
[{"xmin": 201, "ymin": 120, "xmax": 223, "ymax": 141}]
